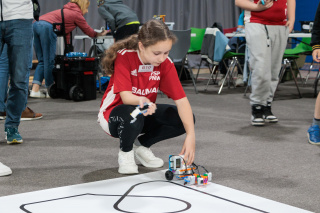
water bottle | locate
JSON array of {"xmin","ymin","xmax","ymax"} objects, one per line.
[{"xmin": 66, "ymin": 52, "xmax": 87, "ymax": 58}]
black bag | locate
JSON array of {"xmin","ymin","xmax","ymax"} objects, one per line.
[
  {"xmin": 31, "ymin": 0, "xmax": 40, "ymax": 21},
  {"xmin": 65, "ymin": 44, "xmax": 74, "ymax": 53},
  {"xmin": 53, "ymin": 9, "xmax": 74, "ymax": 55}
]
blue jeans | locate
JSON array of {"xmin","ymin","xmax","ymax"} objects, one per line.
[
  {"xmin": 0, "ymin": 44, "xmax": 32, "ymax": 113},
  {"xmin": 0, "ymin": 19, "xmax": 33, "ymax": 128},
  {"xmin": 0, "ymin": 44, "xmax": 9, "ymax": 112},
  {"xmin": 33, "ymin": 21, "xmax": 57, "ymax": 88}
]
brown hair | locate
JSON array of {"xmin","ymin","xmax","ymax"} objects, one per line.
[
  {"xmin": 70, "ymin": 0, "xmax": 90, "ymax": 14},
  {"xmin": 101, "ymin": 19, "xmax": 177, "ymax": 75}
]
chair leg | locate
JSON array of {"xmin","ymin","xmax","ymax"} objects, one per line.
[
  {"xmin": 293, "ymin": 59, "xmax": 304, "ymax": 85},
  {"xmin": 244, "ymin": 69, "xmax": 252, "ymax": 97},
  {"xmin": 289, "ymin": 62, "xmax": 302, "ymax": 98},
  {"xmin": 275, "ymin": 61, "xmax": 287, "ymax": 94},
  {"xmin": 195, "ymin": 59, "xmax": 203, "ymax": 81},
  {"xmin": 218, "ymin": 60, "xmax": 235, "ymax": 94},
  {"xmin": 204, "ymin": 65, "xmax": 217, "ymax": 91},
  {"xmin": 186, "ymin": 63, "xmax": 198, "ymax": 94},
  {"xmin": 178, "ymin": 62, "xmax": 184, "ymax": 80},
  {"xmin": 304, "ymin": 60, "xmax": 314, "ymax": 84}
]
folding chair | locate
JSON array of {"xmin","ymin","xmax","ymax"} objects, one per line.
[
  {"xmin": 284, "ymin": 37, "xmax": 312, "ymax": 84},
  {"xmin": 276, "ymin": 54, "xmax": 302, "ymax": 98},
  {"xmin": 216, "ymin": 51, "xmax": 245, "ymax": 94},
  {"xmin": 188, "ymin": 27, "xmax": 206, "ymax": 53},
  {"xmin": 195, "ymin": 27, "xmax": 222, "ymax": 84},
  {"xmin": 169, "ymin": 29, "xmax": 198, "ymax": 94}
]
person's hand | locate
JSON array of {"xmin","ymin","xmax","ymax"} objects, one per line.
[
  {"xmin": 138, "ymin": 97, "xmax": 157, "ymax": 116},
  {"xmin": 313, "ymin": 49, "xmax": 320, "ymax": 63},
  {"xmin": 179, "ymin": 134, "xmax": 195, "ymax": 165},
  {"xmin": 97, "ymin": 29, "xmax": 111, "ymax": 37},
  {"xmin": 286, "ymin": 20, "xmax": 294, "ymax": 33},
  {"xmin": 256, "ymin": 0, "xmax": 273, "ymax": 11}
]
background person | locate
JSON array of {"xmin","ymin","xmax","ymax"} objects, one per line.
[
  {"xmin": 0, "ymin": 44, "xmax": 43, "ymax": 122},
  {"xmin": 235, "ymin": 0, "xmax": 295, "ymax": 126},
  {"xmin": 0, "ymin": 0, "xmax": 35, "ymax": 144},
  {"xmin": 30, "ymin": 0, "xmax": 109, "ymax": 98},
  {"xmin": 97, "ymin": 0, "xmax": 140, "ymax": 42},
  {"xmin": 98, "ymin": 20, "xmax": 196, "ymax": 174},
  {"xmin": 307, "ymin": 2, "xmax": 320, "ymax": 145}
]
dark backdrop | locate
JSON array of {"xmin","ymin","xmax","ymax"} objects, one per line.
[{"xmin": 37, "ymin": 0, "xmax": 240, "ymax": 52}]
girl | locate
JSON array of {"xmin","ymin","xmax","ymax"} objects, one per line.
[
  {"xmin": 30, "ymin": 0, "xmax": 109, "ymax": 98},
  {"xmin": 98, "ymin": 19, "xmax": 196, "ymax": 174}
]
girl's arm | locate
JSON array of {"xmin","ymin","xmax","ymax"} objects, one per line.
[
  {"xmin": 174, "ymin": 97, "xmax": 195, "ymax": 165},
  {"xmin": 235, "ymin": 0, "xmax": 273, "ymax": 11},
  {"xmin": 119, "ymin": 91, "xmax": 156, "ymax": 116}
]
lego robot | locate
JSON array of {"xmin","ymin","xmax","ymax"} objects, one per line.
[{"xmin": 165, "ymin": 155, "xmax": 212, "ymax": 186}]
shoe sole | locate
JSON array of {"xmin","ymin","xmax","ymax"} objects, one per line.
[
  {"xmin": 21, "ymin": 115, "xmax": 43, "ymax": 121},
  {"xmin": 29, "ymin": 96, "xmax": 46, "ymax": 98},
  {"xmin": 0, "ymin": 171, "xmax": 12, "ymax": 176},
  {"xmin": 307, "ymin": 134, "xmax": 320, "ymax": 145},
  {"xmin": 7, "ymin": 139, "xmax": 23, "ymax": 145},
  {"xmin": 251, "ymin": 121, "xmax": 265, "ymax": 126},
  {"xmin": 135, "ymin": 154, "xmax": 164, "ymax": 168},
  {"xmin": 118, "ymin": 168, "xmax": 138, "ymax": 174},
  {"xmin": 265, "ymin": 119, "xmax": 278, "ymax": 123}
]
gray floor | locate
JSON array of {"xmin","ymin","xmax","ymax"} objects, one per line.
[{"xmin": 0, "ymin": 78, "xmax": 319, "ymax": 212}]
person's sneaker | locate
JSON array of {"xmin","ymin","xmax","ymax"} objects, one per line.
[
  {"xmin": 46, "ymin": 91, "xmax": 51, "ymax": 99},
  {"xmin": 307, "ymin": 125, "xmax": 320, "ymax": 145},
  {"xmin": 5, "ymin": 127, "xmax": 23, "ymax": 144},
  {"xmin": 0, "ymin": 111, "xmax": 6, "ymax": 120},
  {"xmin": 118, "ymin": 150, "xmax": 138, "ymax": 174},
  {"xmin": 29, "ymin": 90, "xmax": 46, "ymax": 98},
  {"xmin": 134, "ymin": 145, "xmax": 164, "ymax": 168},
  {"xmin": 235, "ymin": 74, "xmax": 244, "ymax": 87},
  {"xmin": 0, "ymin": 162, "xmax": 12, "ymax": 176},
  {"xmin": 251, "ymin": 104, "xmax": 265, "ymax": 126},
  {"xmin": 263, "ymin": 103, "xmax": 278, "ymax": 123},
  {"xmin": 21, "ymin": 107, "xmax": 43, "ymax": 121}
]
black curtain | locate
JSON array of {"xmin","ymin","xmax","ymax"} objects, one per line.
[{"xmin": 37, "ymin": 0, "xmax": 240, "ymax": 52}]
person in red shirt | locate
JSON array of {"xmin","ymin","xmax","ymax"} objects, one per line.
[
  {"xmin": 98, "ymin": 19, "xmax": 196, "ymax": 174},
  {"xmin": 235, "ymin": 0, "xmax": 295, "ymax": 126},
  {"xmin": 30, "ymin": 0, "xmax": 109, "ymax": 98}
]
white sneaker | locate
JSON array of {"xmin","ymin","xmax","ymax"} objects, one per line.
[
  {"xmin": 134, "ymin": 145, "xmax": 164, "ymax": 168},
  {"xmin": 0, "ymin": 162, "xmax": 12, "ymax": 176},
  {"xmin": 29, "ymin": 90, "xmax": 46, "ymax": 98},
  {"xmin": 118, "ymin": 150, "xmax": 138, "ymax": 174},
  {"xmin": 46, "ymin": 91, "xmax": 51, "ymax": 98},
  {"xmin": 235, "ymin": 74, "xmax": 244, "ymax": 87}
]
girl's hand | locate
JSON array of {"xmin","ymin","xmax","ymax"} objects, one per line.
[
  {"xmin": 256, "ymin": 0, "xmax": 273, "ymax": 11},
  {"xmin": 179, "ymin": 134, "xmax": 195, "ymax": 165},
  {"xmin": 313, "ymin": 49, "xmax": 320, "ymax": 63},
  {"xmin": 138, "ymin": 98, "xmax": 157, "ymax": 116}
]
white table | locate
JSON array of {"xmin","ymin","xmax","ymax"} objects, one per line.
[{"xmin": 225, "ymin": 32, "xmax": 311, "ymax": 38}]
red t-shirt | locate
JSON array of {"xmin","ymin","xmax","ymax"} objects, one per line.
[
  {"xmin": 98, "ymin": 49, "xmax": 186, "ymax": 133},
  {"xmin": 244, "ymin": 0, "xmax": 287, "ymax": 25}
]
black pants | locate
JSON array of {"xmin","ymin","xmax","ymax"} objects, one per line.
[
  {"xmin": 108, "ymin": 104, "xmax": 188, "ymax": 152},
  {"xmin": 114, "ymin": 24, "xmax": 140, "ymax": 42}
]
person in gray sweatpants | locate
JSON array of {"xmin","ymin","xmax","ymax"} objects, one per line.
[{"xmin": 235, "ymin": 0, "xmax": 296, "ymax": 126}]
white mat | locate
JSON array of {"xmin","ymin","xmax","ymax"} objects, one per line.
[{"xmin": 0, "ymin": 170, "xmax": 312, "ymax": 213}]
